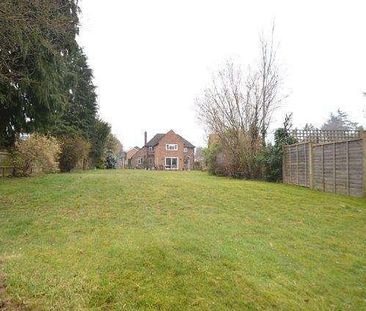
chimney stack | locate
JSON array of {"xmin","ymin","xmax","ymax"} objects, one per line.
[{"xmin": 144, "ymin": 131, "xmax": 147, "ymax": 146}]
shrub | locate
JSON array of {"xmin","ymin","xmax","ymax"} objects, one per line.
[
  {"xmin": 105, "ymin": 152, "xmax": 117, "ymax": 169},
  {"xmin": 193, "ymin": 160, "xmax": 203, "ymax": 171},
  {"xmin": 95, "ymin": 159, "xmax": 105, "ymax": 169},
  {"xmin": 203, "ymin": 133, "xmax": 263, "ymax": 178},
  {"xmin": 202, "ymin": 143, "xmax": 220, "ymax": 175},
  {"xmin": 11, "ymin": 134, "xmax": 60, "ymax": 176},
  {"xmin": 258, "ymin": 128, "xmax": 297, "ymax": 182},
  {"xmin": 59, "ymin": 136, "xmax": 91, "ymax": 172}
]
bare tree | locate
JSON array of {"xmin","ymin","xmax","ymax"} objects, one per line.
[
  {"xmin": 196, "ymin": 61, "xmax": 263, "ymax": 177},
  {"xmin": 258, "ymin": 24, "xmax": 283, "ymax": 145},
  {"xmin": 196, "ymin": 25, "xmax": 283, "ymax": 177}
]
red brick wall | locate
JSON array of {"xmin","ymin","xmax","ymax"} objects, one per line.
[
  {"xmin": 130, "ymin": 147, "xmax": 147, "ymax": 168},
  {"xmin": 154, "ymin": 130, "xmax": 194, "ymax": 170}
]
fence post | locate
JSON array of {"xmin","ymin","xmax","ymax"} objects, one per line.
[
  {"xmin": 289, "ymin": 146, "xmax": 292, "ymax": 184},
  {"xmin": 283, "ymin": 146, "xmax": 288, "ymax": 183},
  {"xmin": 346, "ymin": 141, "xmax": 350, "ymax": 196},
  {"xmin": 304, "ymin": 144, "xmax": 307, "ymax": 187},
  {"xmin": 309, "ymin": 143, "xmax": 314, "ymax": 189},
  {"xmin": 322, "ymin": 144, "xmax": 325, "ymax": 191},
  {"xmin": 362, "ymin": 131, "xmax": 366, "ymax": 197},
  {"xmin": 296, "ymin": 144, "xmax": 299, "ymax": 185},
  {"xmin": 333, "ymin": 143, "xmax": 336, "ymax": 193}
]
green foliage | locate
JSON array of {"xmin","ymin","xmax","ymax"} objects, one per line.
[
  {"xmin": 0, "ymin": 0, "xmax": 79, "ymax": 147},
  {"xmin": 104, "ymin": 133, "xmax": 123, "ymax": 169},
  {"xmin": 0, "ymin": 170, "xmax": 365, "ymax": 309},
  {"xmin": 10, "ymin": 134, "xmax": 60, "ymax": 176},
  {"xmin": 105, "ymin": 152, "xmax": 117, "ymax": 169},
  {"xmin": 258, "ymin": 120, "xmax": 297, "ymax": 182},
  {"xmin": 50, "ymin": 48, "xmax": 98, "ymax": 140},
  {"xmin": 90, "ymin": 120, "xmax": 111, "ymax": 168},
  {"xmin": 0, "ymin": 1, "xmax": 113, "ymax": 168},
  {"xmin": 202, "ymin": 143, "xmax": 220, "ymax": 175},
  {"xmin": 59, "ymin": 136, "xmax": 90, "ymax": 172}
]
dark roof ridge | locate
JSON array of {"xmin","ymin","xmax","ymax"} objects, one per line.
[
  {"xmin": 177, "ymin": 134, "xmax": 195, "ymax": 148},
  {"xmin": 145, "ymin": 131, "xmax": 195, "ymax": 148}
]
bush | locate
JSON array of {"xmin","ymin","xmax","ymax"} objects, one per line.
[
  {"xmin": 193, "ymin": 160, "xmax": 203, "ymax": 171},
  {"xmin": 59, "ymin": 136, "xmax": 91, "ymax": 172},
  {"xmin": 11, "ymin": 134, "xmax": 60, "ymax": 176},
  {"xmin": 105, "ymin": 152, "xmax": 117, "ymax": 169},
  {"xmin": 258, "ymin": 128, "xmax": 297, "ymax": 182},
  {"xmin": 203, "ymin": 134, "xmax": 263, "ymax": 178},
  {"xmin": 202, "ymin": 143, "xmax": 220, "ymax": 175}
]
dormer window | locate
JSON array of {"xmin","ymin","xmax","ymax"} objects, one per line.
[
  {"xmin": 166, "ymin": 144, "xmax": 178, "ymax": 151},
  {"xmin": 148, "ymin": 146, "xmax": 153, "ymax": 151}
]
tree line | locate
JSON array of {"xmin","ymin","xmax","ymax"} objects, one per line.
[{"xmin": 0, "ymin": 0, "xmax": 121, "ymax": 172}]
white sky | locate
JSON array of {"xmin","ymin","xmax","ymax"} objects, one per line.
[{"xmin": 77, "ymin": 0, "xmax": 366, "ymax": 149}]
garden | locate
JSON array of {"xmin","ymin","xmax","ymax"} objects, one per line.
[{"xmin": 1, "ymin": 170, "xmax": 365, "ymax": 309}]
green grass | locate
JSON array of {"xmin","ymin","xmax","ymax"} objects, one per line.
[{"xmin": 0, "ymin": 170, "xmax": 365, "ymax": 310}]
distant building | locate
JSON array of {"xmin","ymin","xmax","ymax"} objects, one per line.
[
  {"xmin": 117, "ymin": 151, "xmax": 127, "ymax": 168},
  {"xmin": 125, "ymin": 147, "xmax": 140, "ymax": 168},
  {"xmin": 130, "ymin": 130, "xmax": 195, "ymax": 170}
]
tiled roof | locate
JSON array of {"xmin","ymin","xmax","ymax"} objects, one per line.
[
  {"xmin": 177, "ymin": 135, "xmax": 195, "ymax": 148},
  {"xmin": 145, "ymin": 134, "xmax": 165, "ymax": 147},
  {"xmin": 145, "ymin": 133, "xmax": 195, "ymax": 148}
]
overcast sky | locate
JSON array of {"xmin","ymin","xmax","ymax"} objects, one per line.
[{"xmin": 77, "ymin": 0, "xmax": 366, "ymax": 150}]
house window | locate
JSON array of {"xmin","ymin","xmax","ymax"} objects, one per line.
[
  {"xmin": 184, "ymin": 147, "xmax": 187, "ymax": 153},
  {"xmin": 166, "ymin": 144, "xmax": 178, "ymax": 151},
  {"xmin": 138, "ymin": 157, "xmax": 143, "ymax": 164},
  {"xmin": 148, "ymin": 146, "xmax": 153, "ymax": 151},
  {"xmin": 165, "ymin": 157, "xmax": 178, "ymax": 170}
]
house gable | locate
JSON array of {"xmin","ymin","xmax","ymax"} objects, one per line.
[{"xmin": 126, "ymin": 147, "xmax": 140, "ymax": 160}]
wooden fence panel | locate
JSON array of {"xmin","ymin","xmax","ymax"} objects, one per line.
[
  {"xmin": 283, "ymin": 135, "xmax": 365, "ymax": 197},
  {"xmin": 312, "ymin": 144, "xmax": 324, "ymax": 191},
  {"xmin": 348, "ymin": 140, "xmax": 363, "ymax": 196},
  {"xmin": 0, "ymin": 151, "xmax": 12, "ymax": 178},
  {"xmin": 282, "ymin": 142, "xmax": 310, "ymax": 187},
  {"xmin": 335, "ymin": 142, "xmax": 347, "ymax": 195}
]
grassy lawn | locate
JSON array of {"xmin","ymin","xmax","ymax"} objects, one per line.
[{"xmin": 0, "ymin": 170, "xmax": 365, "ymax": 310}]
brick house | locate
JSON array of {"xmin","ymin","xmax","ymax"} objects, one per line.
[
  {"xmin": 125, "ymin": 147, "xmax": 140, "ymax": 168},
  {"xmin": 131, "ymin": 130, "xmax": 195, "ymax": 170}
]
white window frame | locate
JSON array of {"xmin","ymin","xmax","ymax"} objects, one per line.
[
  {"xmin": 138, "ymin": 157, "xmax": 143, "ymax": 164},
  {"xmin": 184, "ymin": 147, "xmax": 188, "ymax": 153},
  {"xmin": 165, "ymin": 157, "xmax": 179, "ymax": 170},
  {"xmin": 148, "ymin": 146, "xmax": 153, "ymax": 151},
  {"xmin": 166, "ymin": 144, "xmax": 178, "ymax": 151}
]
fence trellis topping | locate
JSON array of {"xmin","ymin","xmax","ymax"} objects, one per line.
[
  {"xmin": 283, "ymin": 132, "xmax": 366, "ymax": 197},
  {"xmin": 292, "ymin": 129, "xmax": 361, "ymax": 143}
]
